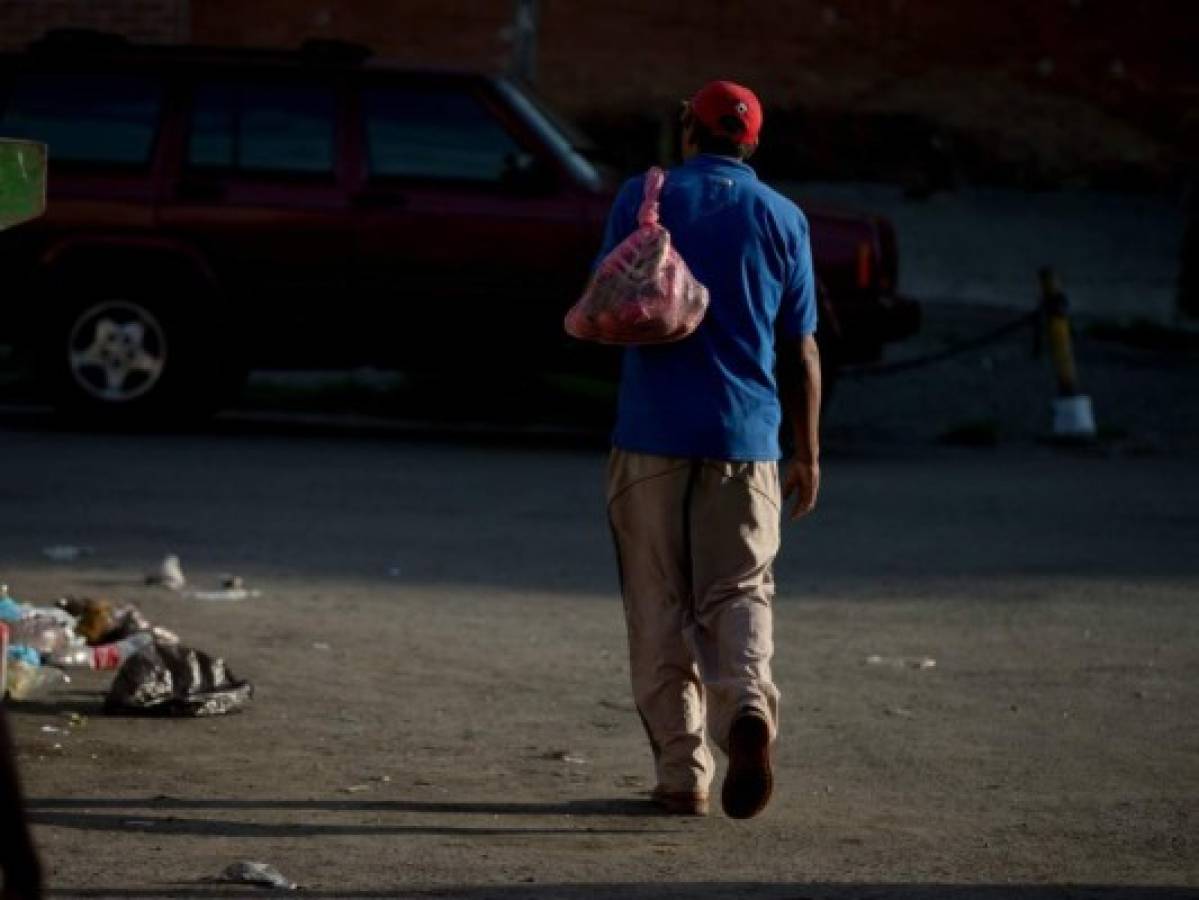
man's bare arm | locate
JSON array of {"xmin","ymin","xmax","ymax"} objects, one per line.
[{"xmin": 778, "ymin": 334, "xmax": 821, "ymax": 519}]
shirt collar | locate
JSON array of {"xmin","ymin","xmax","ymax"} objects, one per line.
[{"xmin": 683, "ymin": 153, "xmax": 757, "ymax": 178}]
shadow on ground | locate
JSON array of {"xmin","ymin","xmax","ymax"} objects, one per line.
[
  {"xmin": 28, "ymin": 796, "xmax": 659, "ymax": 816},
  {"xmin": 25, "ymin": 795, "xmax": 670, "ymax": 838},
  {"xmin": 44, "ymin": 881, "xmax": 1199, "ymax": 898},
  {"xmin": 27, "ymin": 799, "xmax": 1199, "ymax": 898}
]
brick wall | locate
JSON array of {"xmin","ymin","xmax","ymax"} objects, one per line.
[
  {"xmin": 0, "ymin": 0, "xmax": 188, "ymax": 48},
  {"xmin": 191, "ymin": 0, "xmax": 513, "ymax": 72},
  {"xmin": 1, "ymin": 0, "xmax": 1191, "ymax": 184},
  {"xmin": 3, "ymin": 0, "xmax": 1192, "ymax": 121},
  {"xmin": 187, "ymin": 1, "xmax": 1195, "ymax": 114}
]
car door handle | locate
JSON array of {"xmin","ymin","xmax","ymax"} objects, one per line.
[{"xmin": 351, "ymin": 191, "xmax": 408, "ymax": 210}]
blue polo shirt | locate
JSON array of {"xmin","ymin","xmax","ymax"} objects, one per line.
[{"xmin": 596, "ymin": 154, "xmax": 816, "ymax": 461}]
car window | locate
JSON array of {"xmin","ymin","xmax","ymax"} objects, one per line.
[
  {"xmin": 495, "ymin": 79, "xmax": 602, "ymax": 191},
  {"xmin": 0, "ymin": 72, "xmax": 163, "ymax": 166},
  {"xmin": 189, "ymin": 83, "xmax": 337, "ymax": 175},
  {"xmin": 363, "ymin": 86, "xmax": 522, "ymax": 182}
]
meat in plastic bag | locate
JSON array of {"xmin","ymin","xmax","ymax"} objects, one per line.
[
  {"xmin": 104, "ymin": 641, "xmax": 253, "ymax": 717},
  {"xmin": 59, "ymin": 596, "xmax": 152, "ymax": 644},
  {"xmin": 565, "ymin": 167, "xmax": 708, "ymax": 345}
]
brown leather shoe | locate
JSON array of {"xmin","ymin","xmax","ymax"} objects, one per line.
[
  {"xmin": 650, "ymin": 786, "xmax": 710, "ymax": 816},
  {"xmin": 721, "ymin": 713, "xmax": 773, "ymax": 819}
]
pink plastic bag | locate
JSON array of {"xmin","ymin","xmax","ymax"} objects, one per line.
[{"xmin": 565, "ymin": 167, "xmax": 708, "ymax": 345}]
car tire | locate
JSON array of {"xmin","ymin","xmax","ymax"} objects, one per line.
[{"xmin": 36, "ymin": 275, "xmax": 239, "ymax": 424}]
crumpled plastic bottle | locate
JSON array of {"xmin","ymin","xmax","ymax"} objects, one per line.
[
  {"xmin": 45, "ymin": 631, "xmax": 154, "ymax": 670},
  {"xmin": 44, "ymin": 645, "xmax": 92, "ymax": 668},
  {"xmin": 8, "ymin": 616, "xmax": 73, "ymax": 656},
  {"xmin": 6, "ymin": 643, "xmax": 40, "ymax": 667},
  {"xmin": 6, "ymin": 658, "xmax": 67, "ymax": 700},
  {"xmin": 90, "ymin": 631, "xmax": 154, "ymax": 670}
]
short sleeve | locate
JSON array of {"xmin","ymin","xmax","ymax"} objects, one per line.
[
  {"xmin": 777, "ymin": 212, "xmax": 817, "ymax": 338},
  {"xmin": 592, "ymin": 175, "xmax": 643, "ymax": 270}
]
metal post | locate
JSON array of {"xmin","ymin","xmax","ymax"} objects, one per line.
[
  {"xmin": 176, "ymin": 0, "xmax": 192, "ymax": 43},
  {"xmin": 1038, "ymin": 267, "xmax": 1096, "ymax": 440},
  {"xmin": 509, "ymin": 0, "xmax": 539, "ymax": 85},
  {"xmin": 1039, "ymin": 267, "xmax": 1079, "ymax": 396},
  {"xmin": 1179, "ymin": 172, "xmax": 1199, "ymax": 319}
]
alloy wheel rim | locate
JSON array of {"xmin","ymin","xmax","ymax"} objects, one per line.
[{"xmin": 67, "ymin": 300, "xmax": 168, "ymax": 402}]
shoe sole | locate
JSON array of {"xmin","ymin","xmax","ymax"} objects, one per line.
[
  {"xmin": 721, "ymin": 714, "xmax": 772, "ymax": 819},
  {"xmin": 651, "ymin": 791, "xmax": 710, "ymax": 816}
]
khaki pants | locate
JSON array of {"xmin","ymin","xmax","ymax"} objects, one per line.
[{"xmin": 606, "ymin": 448, "xmax": 781, "ymax": 794}]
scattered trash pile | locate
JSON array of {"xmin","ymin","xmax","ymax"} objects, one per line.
[{"xmin": 1, "ymin": 580, "xmax": 252, "ymax": 716}]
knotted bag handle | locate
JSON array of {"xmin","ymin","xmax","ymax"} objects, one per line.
[{"xmin": 637, "ymin": 166, "xmax": 666, "ymax": 227}]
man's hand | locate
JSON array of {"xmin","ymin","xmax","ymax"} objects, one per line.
[
  {"xmin": 778, "ymin": 333, "xmax": 821, "ymax": 521},
  {"xmin": 782, "ymin": 459, "xmax": 820, "ymax": 520}
]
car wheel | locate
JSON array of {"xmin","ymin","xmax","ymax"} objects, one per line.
[
  {"xmin": 40, "ymin": 281, "xmax": 237, "ymax": 423},
  {"xmin": 65, "ymin": 299, "xmax": 170, "ymax": 406}
]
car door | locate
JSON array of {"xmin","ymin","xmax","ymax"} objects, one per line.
[
  {"xmin": 348, "ymin": 75, "xmax": 592, "ymax": 370},
  {"xmin": 158, "ymin": 72, "xmax": 355, "ymax": 367}
]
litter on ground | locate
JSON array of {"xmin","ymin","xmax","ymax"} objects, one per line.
[
  {"xmin": 221, "ymin": 861, "xmax": 298, "ymax": 891},
  {"xmin": 865, "ymin": 654, "xmax": 937, "ymax": 670},
  {"xmin": 145, "ymin": 554, "xmax": 186, "ymax": 590}
]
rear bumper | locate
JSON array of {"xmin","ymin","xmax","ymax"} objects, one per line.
[
  {"xmin": 880, "ymin": 294, "xmax": 921, "ymax": 343},
  {"xmin": 832, "ymin": 293, "xmax": 921, "ymax": 364}
]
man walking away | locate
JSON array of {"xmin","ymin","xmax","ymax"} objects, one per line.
[{"xmin": 600, "ymin": 81, "xmax": 821, "ymax": 819}]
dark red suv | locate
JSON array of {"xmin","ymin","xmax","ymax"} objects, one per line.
[{"xmin": 0, "ymin": 31, "xmax": 918, "ymax": 419}]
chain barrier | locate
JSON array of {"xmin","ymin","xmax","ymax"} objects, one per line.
[{"xmin": 839, "ymin": 310, "xmax": 1040, "ymax": 379}]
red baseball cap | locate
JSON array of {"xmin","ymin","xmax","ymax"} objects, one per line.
[{"xmin": 689, "ymin": 80, "xmax": 763, "ymax": 146}]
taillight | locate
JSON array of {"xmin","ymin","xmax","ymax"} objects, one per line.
[
  {"xmin": 876, "ymin": 217, "xmax": 899, "ymax": 293},
  {"xmin": 856, "ymin": 241, "xmax": 873, "ymax": 290}
]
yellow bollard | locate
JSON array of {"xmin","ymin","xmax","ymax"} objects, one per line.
[
  {"xmin": 1039, "ymin": 268, "xmax": 1081, "ymax": 397},
  {"xmin": 1038, "ymin": 268, "xmax": 1096, "ymax": 439}
]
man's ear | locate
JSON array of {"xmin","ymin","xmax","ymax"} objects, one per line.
[{"xmin": 680, "ymin": 119, "xmax": 698, "ymax": 156}]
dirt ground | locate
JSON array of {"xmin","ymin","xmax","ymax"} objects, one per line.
[{"xmin": 1, "ymin": 382, "xmax": 1197, "ymax": 898}]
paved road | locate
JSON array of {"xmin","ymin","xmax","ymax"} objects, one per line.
[{"xmin": 1, "ymin": 415, "xmax": 1196, "ymax": 897}]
